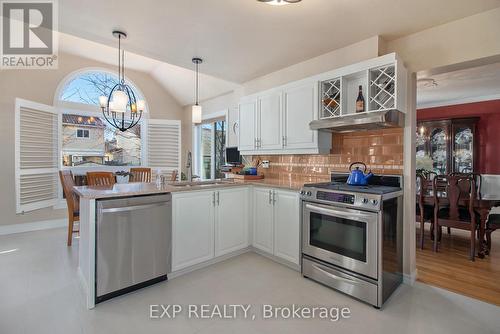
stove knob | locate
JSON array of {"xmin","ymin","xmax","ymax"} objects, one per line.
[
  {"xmin": 306, "ymin": 191, "xmax": 312, "ymax": 196},
  {"xmin": 300, "ymin": 190, "xmax": 305, "ymax": 195},
  {"xmin": 371, "ymin": 199, "xmax": 379, "ymax": 206},
  {"xmin": 361, "ymin": 198, "xmax": 369, "ymax": 204}
]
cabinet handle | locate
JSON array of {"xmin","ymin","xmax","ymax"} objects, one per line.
[
  {"xmin": 282, "ymin": 136, "xmax": 285, "ymax": 147},
  {"xmin": 217, "ymin": 191, "xmax": 220, "ymax": 206},
  {"xmin": 212, "ymin": 192, "xmax": 216, "ymax": 207},
  {"xmin": 273, "ymin": 190, "xmax": 277, "ymax": 205},
  {"xmin": 268, "ymin": 190, "xmax": 272, "ymax": 205}
]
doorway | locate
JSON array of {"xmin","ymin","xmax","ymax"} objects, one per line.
[{"xmin": 415, "ymin": 61, "xmax": 500, "ymax": 305}]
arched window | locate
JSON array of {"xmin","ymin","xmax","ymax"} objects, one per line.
[
  {"xmin": 57, "ymin": 69, "xmax": 145, "ymax": 108},
  {"xmin": 56, "ymin": 69, "xmax": 146, "ymax": 168}
]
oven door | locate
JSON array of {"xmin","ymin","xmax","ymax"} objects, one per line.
[{"xmin": 302, "ymin": 201, "xmax": 378, "ymax": 279}]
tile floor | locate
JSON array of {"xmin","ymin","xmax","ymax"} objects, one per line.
[{"xmin": 1, "ymin": 228, "xmax": 500, "ymax": 334}]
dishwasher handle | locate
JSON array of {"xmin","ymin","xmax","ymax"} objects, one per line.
[{"xmin": 100, "ymin": 201, "xmax": 170, "ymax": 214}]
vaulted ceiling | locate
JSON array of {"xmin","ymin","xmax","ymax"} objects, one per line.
[{"xmin": 57, "ymin": 0, "xmax": 500, "ymax": 105}]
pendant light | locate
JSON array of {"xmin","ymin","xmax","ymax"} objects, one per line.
[
  {"xmin": 192, "ymin": 57, "xmax": 203, "ymax": 124},
  {"xmin": 99, "ymin": 31, "xmax": 146, "ymax": 132}
]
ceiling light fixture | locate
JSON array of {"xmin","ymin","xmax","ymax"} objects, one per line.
[
  {"xmin": 417, "ymin": 78, "xmax": 438, "ymax": 88},
  {"xmin": 99, "ymin": 31, "xmax": 146, "ymax": 132},
  {"xmin": 192, "ymin": 57, "xmax": 203, "ymax": 124},
  {"xmin": 257, "ymin": 0, "xmax": 302, "ymax": 6}
]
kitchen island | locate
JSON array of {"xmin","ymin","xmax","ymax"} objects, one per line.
[{"xmin": 74, "ymin": 180, "xmax": 301, "ymax": 309}]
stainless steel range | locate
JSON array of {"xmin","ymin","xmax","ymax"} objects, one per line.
[{"xmin": 300, "ymin": 174, "xmax": 403, "ymax": 308}]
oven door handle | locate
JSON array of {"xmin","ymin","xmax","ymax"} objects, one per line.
[
  {"xmin": 304, "ymin": 203, "xmax": 375, "ymax": 221},
  {"xmin": 312, "ymin": 264, "xmax": 358, "ymax": 284}
]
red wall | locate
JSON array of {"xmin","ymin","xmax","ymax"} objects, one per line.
[{"xmin": 417, "ymin": 99, "xmax": 500, "ymax": 175}]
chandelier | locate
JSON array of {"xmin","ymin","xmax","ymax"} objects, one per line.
[{"xmin": 99, "ymin": 31, "xmax": 145, "ymax": 132}]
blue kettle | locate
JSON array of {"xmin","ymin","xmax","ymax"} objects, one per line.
[{"xmin": 347, "ymin": 162, "xmax": 373, "ymax": 186}]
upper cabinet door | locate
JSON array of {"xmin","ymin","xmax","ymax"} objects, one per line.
[
  {"xmin": 258, "ymin": 92, "xmax": 283, "ymax": 150},
  {"xmin": 227, "ymin": 106, "xmax": 239, "ymax": 148},
  {"xmin": 238, "ymin": 100, "xmax": 257, "ymax": 151},
  {"xmin": 283, "ymin": 82, "xmax": 318, "ymax": 150}
]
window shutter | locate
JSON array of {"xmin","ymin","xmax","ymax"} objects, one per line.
[
  {"xmin": 15, "ymin": 98, "xmax": 60, "ymax": 213},
  {"xmin": 145, "ymin": 119, "xmax": 181, "ymax": 180}
]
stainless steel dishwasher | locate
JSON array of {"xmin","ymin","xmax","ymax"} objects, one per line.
[{"xmin": 95, "ymin": 194, "xmax": 171, "ymax": 304}]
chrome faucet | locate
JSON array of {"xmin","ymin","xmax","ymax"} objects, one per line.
[
  {"xmin": 186, "ymin": 151, "xmax": 192, "ymax": 181},
  {"xmin": 186, "ymin": 150, "xmax": 199, "ymax": 181}
]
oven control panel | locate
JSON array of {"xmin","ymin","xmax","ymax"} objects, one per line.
[
  {"xmin": 300, "ymin": 188, "xmax": 382, "ymax": 210},
  {"xmin": 315, "ymin": 191, "xmax": 354, "ymax": 204}
]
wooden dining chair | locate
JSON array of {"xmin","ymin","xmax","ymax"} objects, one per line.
[
  {"xmin": 129, "ymin": 168, "xmax": 152, "ymax": 182},
  {"xmin": 416, "ymin": 173, "xmax": 435, "ymax": 249},
  {"xmin": 433, "ymin": 174, "xmax": 479, "ymax": 260},
  {"xmin": 86, "ymin": 172, "xmax": 116, "ymax": 186},
  {"xmin": 485, "ymin": 208, "xmax": 500, "ymax": 254},
  {"xmin": 59, "ymin": 170, "xmax": 79, "ymax": 246}
]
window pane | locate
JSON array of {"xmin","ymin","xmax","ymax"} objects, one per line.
[
  {"xmin": 62, "ymin": 114, "xmax": 141, "ymax": 167},
  {"xmin": 214, "ymin": 121, "xmax": 226, "ymax": 179},
  {"xmin": 59, "ymin": 71, "xmax": 143, "ymax": 106},
  {"xmin": 200, "ymin": 123, "xmax": 212, "ymax": 179}
]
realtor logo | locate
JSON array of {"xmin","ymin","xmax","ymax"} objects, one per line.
[{"xmin": 1, "ymin": 0, "xmax": 58, "ymax": 69}]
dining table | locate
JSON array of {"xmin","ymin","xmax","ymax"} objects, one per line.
[{"xmin": 419, "ymin": 189, "xmax": 500, "ymax": 258}]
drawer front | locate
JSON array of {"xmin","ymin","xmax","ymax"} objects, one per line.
[{"xmin": 302, "ymin": 257, "xmax": 378, "ymax": 306}]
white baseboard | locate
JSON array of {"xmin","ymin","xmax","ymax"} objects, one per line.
[
  {"xmin": 251, "ymin": 247, "xmax": 301, "ymax": 272},
  {"xmin": 169, "ymin": 247, "xmax": 252, "ymax": 279},
  {"xmin": 0, "ymin": 218, "xmax": 67, "ymax": 236},
  {"xmin": 403, "ymin": 269, "xmax": 417, "ymax": 285}
]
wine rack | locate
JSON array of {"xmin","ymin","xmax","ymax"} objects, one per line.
[
  {"xmin": 320, "ymin": 78, "xmax": 341, "ymax": 119},
  {"xmin": 369, "ymin": 65, "xmax": 396, "ymax": 111}
]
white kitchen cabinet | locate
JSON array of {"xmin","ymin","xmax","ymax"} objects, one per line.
[
  {"xmin": 273, "ymin": 190, "xmax": 300, "ymax": 265},
  {"xmin": 172, "ymin": 190, "xmax": 215, "ymax": 271},
  {"xmin": 237, "ymin": 53, "xmax": 408, "ymax": 155},
  {"xmin": 252, "ymin": 187, "xmax": 274, "ymax": 254},
  {"xmin": 215, "ymin": 187, "xmax": 249, "ymax": 256},
  {"xmin": 258, "ymin": 91, "xmax": 283, "ymax": 150},
  {"xmin": 238, "ymin": 81, "xmax": 331, "ymax": 155},
  {"xmin": 227, "ymin": 106, "xmax": 239, "ymax": 148},
  {"xmin": 238, "ymin": 100, "xmax": 257, "ymax": 151},
  {"xmin": 172, "ymin": 187, "xmax": 250, "ymax": 272},
  {"xmin": 283, "ymin": 82, "xmax": 321, "ymax": 150},
  {"xmin": 252, "ymin": 187, "xmax": 300, "ymax": 266}
]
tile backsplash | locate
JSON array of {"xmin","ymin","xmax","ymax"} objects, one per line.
[{"xmin": 252, "ymin": 128, "xmax": 403, "ymax": 183}]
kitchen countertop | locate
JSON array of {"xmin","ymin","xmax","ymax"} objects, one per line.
[{"xmin": 74, "ymin": 179, "xmax": 304, "ymax": 199}]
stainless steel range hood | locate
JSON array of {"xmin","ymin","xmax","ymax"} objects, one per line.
[{"xmin": 309, "ymin": 109, "xmax": 405, "ymax": 133}]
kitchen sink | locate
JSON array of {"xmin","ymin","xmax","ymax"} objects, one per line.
[{"xmin": 168, "ymin": 180, "xmax": 233, "ymax": 187}]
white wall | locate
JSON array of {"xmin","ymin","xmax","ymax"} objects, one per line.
[
  {"xmin": 385, "ymin": 7, "xmax": 500, "ymax": 73},
  {"xmin": 0, "ymin": 52, "xmax": 185, "ymax": 228}
]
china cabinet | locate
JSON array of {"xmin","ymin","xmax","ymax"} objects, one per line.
[{"xmin": 416, "ymin": 118, "xmax": 478, "ymax": 175}]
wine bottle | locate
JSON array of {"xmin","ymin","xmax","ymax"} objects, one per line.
[{"xmin": 356, "ymin": 85, "xmax": 365, "ymax": 113}]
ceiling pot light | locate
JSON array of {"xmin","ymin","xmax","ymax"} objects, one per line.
[
  {"xmin": 257, "ymin": 0, "xmax": 302, "ymax": 6},
  {"xmin": 417, "ymin": 78, "xmax": 438, "ymax": 88},
  {"xmin": 192, "ymin": 57, "xmax": 203, "ymax": 124}
]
